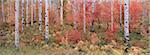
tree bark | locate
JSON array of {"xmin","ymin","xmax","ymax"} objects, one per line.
[
  {"xmin": 124, "ymin": 0, "xmax": 130, "ymax": 53},
  {"xmin": 120, "ymin": 0, "xmax": 122, "ymax": 31},
  {"xmin": 7, "ymin": 0, "xmax": 10, "ymax": 22},
  {"xmin": 1, "ymin": 0, "xmax": 5, "ymax": 22},
  {"xmin": 90, "ymin": 0, "xmax": 95, "ymax": 32},
  {"xmin": 15, "ymin": 0, "xmax": 20, "ymax": 48},
  {"xmin": 72, "ymin": 0, "xmax": 77, "ymax": 29},
  {"xmin": 33, "ymin": 0, "xmax": 36, "ymax": 23},
  {"xmin": 83, "ymin": 0, "xmax": 86, "ymax": 33},
  {"xmin": 111, "ymin": 0, "xmax": 114, "ymax": 31},
  {"xmin": 22, "ymin": 0, "xmax": 25, "ymax": 31},
  {"xmin": 45, "ymin": 0, "xmax": 49, "ymax": 44},
  {"xmin": 60, "ymin": 0, "xmax": 63, "ymax": 25},
  {"xmin": 31, "ymin": 0, "xmax": 34, "ymax": 25},
  {"xmin": 38, "ymin": 0, "xmax": 42, "ymax": 31},
  {"xmin": 26, "ymin": 0, "xmax": 29, "ymax": 27},
  {"xmin": 148, "ymin": 0, "xmax": 150, "ymax": 47}
]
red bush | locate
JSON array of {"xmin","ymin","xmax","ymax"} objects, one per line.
[{"xmin": 64, "ymin": 29, "xmax": 82, "ymax": 43}]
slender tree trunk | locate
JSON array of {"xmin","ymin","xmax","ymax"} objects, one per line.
[
  {"xmin": 124, "ymin": 0, "xmax": 130, "ymax": 53},
  {"xmin": 9, "ymin": 0, "xmax": 13, "ymax": 20},
  {"xmin": 120, "ymin": 0, "xmax": 122, "ymax": 31},
  {"xmin": 33, "ymin": 0, "xmax": 36, "ymax": 23},
  {"xmin": 111, "ymin": 0, "xmax": 114, "ymax": 31},
  {"xmin": 54, "ymin": 0, "xmax": 59, "ymax": 25},
  {"xmin": 22, "ymin": 0, "xmax": 25, "ymax": 31},
  {"xmin": 72, "ymin": 0, "xmax": 77, "ymax": 29},
  {"xmin": 7, "ymin": 0, "xmax": 9, "ymax": 21},
  {"xmin": 1, "ymin": 0, "xmax": 5, "ymax": 22},
  {"xmin": 83, "ymin": 0, "xmax": 86, "ymax": 33},
  {"xmin": 148, "ymin": 0, "xmax": 150, "ymax": 47},
  {"xmin": 142, "ymin": 0, "xmax": 145, "ymax": 20},
  {"xmin": 49, "ymin": 0, "xmax": 51, "ymax": 22},
  {"xmin": 49, "ymin": 0, "xmax": 52, "ymax": 9},
  {"xmin": 90, "ymin": 0, "xmax": 95, "ymax": 32},
  {"xmin": 38, "ymin": 0, "xmax": 42, "ymax": 31},
  {"xmin": 15, "ymin": 0, "xmax": 20, "ymax": 48},
  {"xmin": 148, "ymin": 0, "xmax": 150, "ymax": 36},
  {"xmin": 26, "ymin": 0, "xmax": 29, "ymax": 27},
  {"xmin": 45, "ymin": 0, "xmax": 49, "ymax": 44},
  {"xmin": 31, "ymin": 0, "xmax": 34, "ymax": 26},
  {"xmin": 60, "ymin": 0, "xmax": 63, "ymax": 25}
]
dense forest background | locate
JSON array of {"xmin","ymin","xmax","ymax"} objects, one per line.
[{"xmin": 0, "ymin": 0, "xmax": 150, "ymax": 55}]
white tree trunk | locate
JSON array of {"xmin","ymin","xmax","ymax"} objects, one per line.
[
  {"xmin": 22, "ymin": 0, "xmax": 25, "ymax": 31},
  {"xmin": 54, "ymin": 0, "xmax": 59, "ymax": 24},
  {"xmin": 15, "ymin": 0, "xmax": 20, "ymax": 48},
  {"xmin": 33, "ymin": 0, "xmax": 36, "ymax": 23},
  {"xmin": 111, "ymin": 0, "xmax": 114, "ymax": 31},
  {"xmin": 38, "ymin": 0, "xmax": 42, "ymax": 31},
  {"xmin": 83, "ymin": 0, "xmax": 86, "ymax": 33},
  {"xmin": 120, "ymin": 0, "xmax": 122, "ymax": 31},
  {"xmin": 1, "ymin": 0, "xmax": 5, "ymax": 22},
  {"xmin": 72, "ymin": 0, "xmax": 77, "ymax": 29},
  {"xmin": 26, "ymin": 0, "xmax": 29, "ymax": 26},
  {"xmin": 60, "ymin": 0, "xmax": 63, "ymax": 25},
  {"xmin": 124, "ymin": 0, "xmax": 130, "ymax": 52},
  {"xmin": 31, "ymin": 0, "xmax": 34, "ymax": 25},
  {"xmin": 45, "ymin": 0, "xmax": 49, "ymax": 44},
  {"xmin": 90, "ymin": 0, "xmax": 95, "ymax": 32}
]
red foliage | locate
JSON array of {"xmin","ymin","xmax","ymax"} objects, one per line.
[
  {"xmin": 54, "ymin": 29, "xmax": 81, "ymax": 44},
  {"xmin": 104, "ymin": 23, "xmax": 119, "ymax": 42},
  {"xmin": 64, "ymin": 29, "xmax": 82, "ymax": 43},
  {"xmin": 54, "ymin": 31, "xmax": 64, "ymax": 44},
  {"xmin": 65, "ymin": 0, "xmax": 143, "ymax": 31},
  {"xmin": 129, "ymin": 1, "xmax": 143, "ymax": 31}
]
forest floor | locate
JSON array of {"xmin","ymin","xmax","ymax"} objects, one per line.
[{"xmin": 0, "ymin": 22, "xmax": 150, "ymax": 55}]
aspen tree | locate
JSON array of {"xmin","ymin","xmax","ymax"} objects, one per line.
[
  {"xmin": 90, "ymin": 0, "xmax": 95, "ymax": 32},
  {"xmin": 49, "ymin": 0, "xmax": 51, "ymax": 21},
  {"xmin": 83, "ymin": 0, "xmax": 86, "ymax": 33},
  {"xmin": 45, "ymin": 0, "xmax": 49, "ymax": 44},
  {"xmin": 148, "ymin": 0, "xmax": 150, "ymax": 47},
  {"xmin": 8, "ymin": 0, "xmax": 12, "ymax": 21},
  {"xmin": 54, "ymin": 0, "xmax": 59, "ymax": 24},
  {"xmin": 26, "ymin": 0, "xmax": 29, "ymax": 26},
  {"xmin": 120, "ymin": 0, "xmax": 122, "ymax": 31},
  {"xmin": 148, "ymin": 0, "xmax": 150, "ymax": 34},
  {"xmin": 142, "ymin": 0, "xmax": 145, "ymax": 17},
  {"xmin": 38, "ymin": 0, "xmax": 42, "ymax": 31},
  {"xmin": 72, "ymin": 0, "xmax": 77, "ymax": 29},
  {"xmin": 7, "ymin": 0, "xmax": 10, "ymax": 21},
  {"xmin": 111, "ymin": 0, "xmax": 114, "ymax": 31},
  {"xmin": 1, "ymin": 0, "xmax": 5, "ymax": 22},
  {"xmin": 31, "ymin": 0, "xmax": 34, "ymax": 25},
  {"xmin": 9, "ymin": 0, "xmax": 13, "ymax": 20},
  {"xmin": 60, "ymin": 0, "xmax": 63, "ymax": 25},
  {"xmin": 33, "ymin": 0, "xmax": 36, "ymax": 23},
  {"xmin": 15, "ymin": 0, "xmax": 20, "ymax": 48},
  {"xmin": 124, "ymin": 0, "xmax": 130, "ymax": 52},
  {"xmin": 22, "ymin": 0, "xmax": 25, "ymax": 31},
  {"xmin": 49, "ymin": 0, "xmax": 52, "ymax": 9}
]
